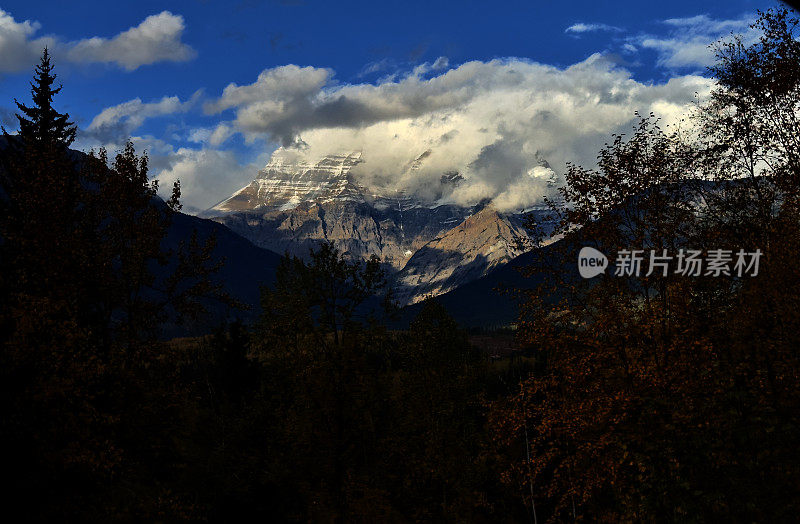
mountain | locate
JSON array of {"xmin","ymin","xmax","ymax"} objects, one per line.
[
  {"xmin": 395, "ymin": 231, "xmax": 573, "ymax": 329},
  {"xmin": 202, "ymin": 150, "xmax": 546, "ymax": 304},
  {"xmin": 164, "ymin": 211, "xmax": 283, "ymax": 332},
  {"xmin": 393, "ymin": 205, "xmax": 529, "ymax": 304}
]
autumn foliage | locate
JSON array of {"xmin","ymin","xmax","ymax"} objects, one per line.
[{"xmin": 491, "ymin": 8, "xmax": 800, "ymax": 522}]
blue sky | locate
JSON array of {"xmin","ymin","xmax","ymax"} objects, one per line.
[{"xmin": 0, "ymin": 0, "xmax": 779, "ymax": 212}]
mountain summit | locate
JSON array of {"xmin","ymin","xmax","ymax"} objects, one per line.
[{"xmin": 211, "ymin": 151, "xmax": 366, "ymax": 213}]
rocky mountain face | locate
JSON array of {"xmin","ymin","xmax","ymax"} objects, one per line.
[
  {"xmin": 393, "ymin": 206, "xmax": 530, "ymax": 304},
  {"xmin": 203, "ymin": 151, "xmax": 550, "ymax": 304},
  {"xmin": 211, "ymin": 200, "xmax": 475, "ymax": 273}
]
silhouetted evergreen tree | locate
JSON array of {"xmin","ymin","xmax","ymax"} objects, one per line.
[{"xmin": 9, "ymin": 47, "xmax": 76, "ymax": 149}]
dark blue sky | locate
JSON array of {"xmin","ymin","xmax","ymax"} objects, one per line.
[{"xmin": 0, "ymin": 0, "xmax": 779, "ymax": 211}]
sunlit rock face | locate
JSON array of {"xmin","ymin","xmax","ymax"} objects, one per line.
[
  {"xmin": 210, "ymin": 152, "xmax": 367, "ymax": 213},
  {"xmin": 203, "ymin": 151, "xmax": 556, "ymax": 304},
  {"xmin": 393, "ymin": 205, "xmax": 529, "ymax": 305}
]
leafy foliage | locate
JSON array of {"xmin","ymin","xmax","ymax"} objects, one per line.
[{"xmin": 491, "ymin": 8, "xmax": 800, "ymax": 522}]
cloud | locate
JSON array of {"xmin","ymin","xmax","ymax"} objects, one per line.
[
  {"xmin": 205, "ymin": 54, "xmax": 711, "ymax": 211},
  {"xmin": 66, "ymin": 12, "xmax": 195, "ymax": 70},
  {"xmin": 635, "ymin": 13, "xmax": 756, "ymax": 69},
  {"xmin": 359, "ymin": 58, "xmax": 392, "ymax": 77},
  {"xmin": 78, "ymin": 92, "xmax": 256, "ymax": 213},
  {"xmin": 204, "ymin": 64, "xmax": 337, "ymax": 147},
  {"xmin": 0, "ymin": 9, "xmax": 195, "ymax": 73},
  {"xmin": 565, "ymin": 23, "xmax": 623, "ymax": 34},
  {"xmin": 85, "ymin": 91, "xmax": 201, "ymax": 143},
  {"xmin": 0, "ymin": 9, "xmax": 54, "ymax": 72},
  {"xmin": 73, "ymin": 127, "xmax": 263, "ymax": 213},
  {"xmin": 208, "ymin": 123, "xmax": 235, "ymax": 146},
  {"xmin": 663, "ymin": 14, "xmax": 752, "ymax": 34},
  {"xmin": 431, "ymin": 56, "xmax": 449, "ymax": 70},
  {"xmin": 187, "ymin": 123, "xmax": 235, "ymax": 147},
  {"xmin": 152, "ymin": 147, "xmax": 269, "ymax": 213}
]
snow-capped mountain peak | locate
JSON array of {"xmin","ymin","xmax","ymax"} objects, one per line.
[{"xmin": 210, "ymin": 151, "xmax": 365, "ymax": 213}]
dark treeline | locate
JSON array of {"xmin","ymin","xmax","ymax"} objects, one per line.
[{"xmin": 2, "ymin": 7, "xmax": 800, "ymax": 522}]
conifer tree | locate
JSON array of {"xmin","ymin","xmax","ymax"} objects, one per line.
[
  {"xmin": 8, "ymin": 47, "xmax": 76, "ymax": 148},
  {"xmin": 0, "ymin": 48, "xmax": 80, "ymax": 301}
]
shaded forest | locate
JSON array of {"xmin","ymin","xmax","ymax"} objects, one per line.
[{"xmin": 2, "ymin": 8, "xmax": 800, "ymax": 522}]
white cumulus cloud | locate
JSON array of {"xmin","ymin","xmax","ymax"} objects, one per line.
[
  {"xmin": 85, "ymin": 91, "xmax": 201, "ymax": 143},
  {"xmin": 0, "ymin": 9, "xmax": 195, "ymax": 73},
  {"xmin": 204, "ymin": 54, "xmax": 712, "ymax": 211},
  {"xmin": 66, "ymin": 11, "xmax": 196, "ymax": 71},
  {"xmin": 153, "ymin": 147, "xmax": 269, "ymax": 213},
  {"xmin": 0, "ymin": 9, "xmax": 54, "ymax": 72}
]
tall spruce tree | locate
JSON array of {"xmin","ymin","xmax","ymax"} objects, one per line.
[
  {"xmin": 9, "ymin": 47, "xmax": 76, "ymax": 148},
  {"xmin": 0, "ymin": 48, "xmax": 80, "ymax": 301}
]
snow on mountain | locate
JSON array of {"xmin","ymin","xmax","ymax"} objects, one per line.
[{"xmin": 209, "ymin": 151, "xmax": 367, "ymax": 213}]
